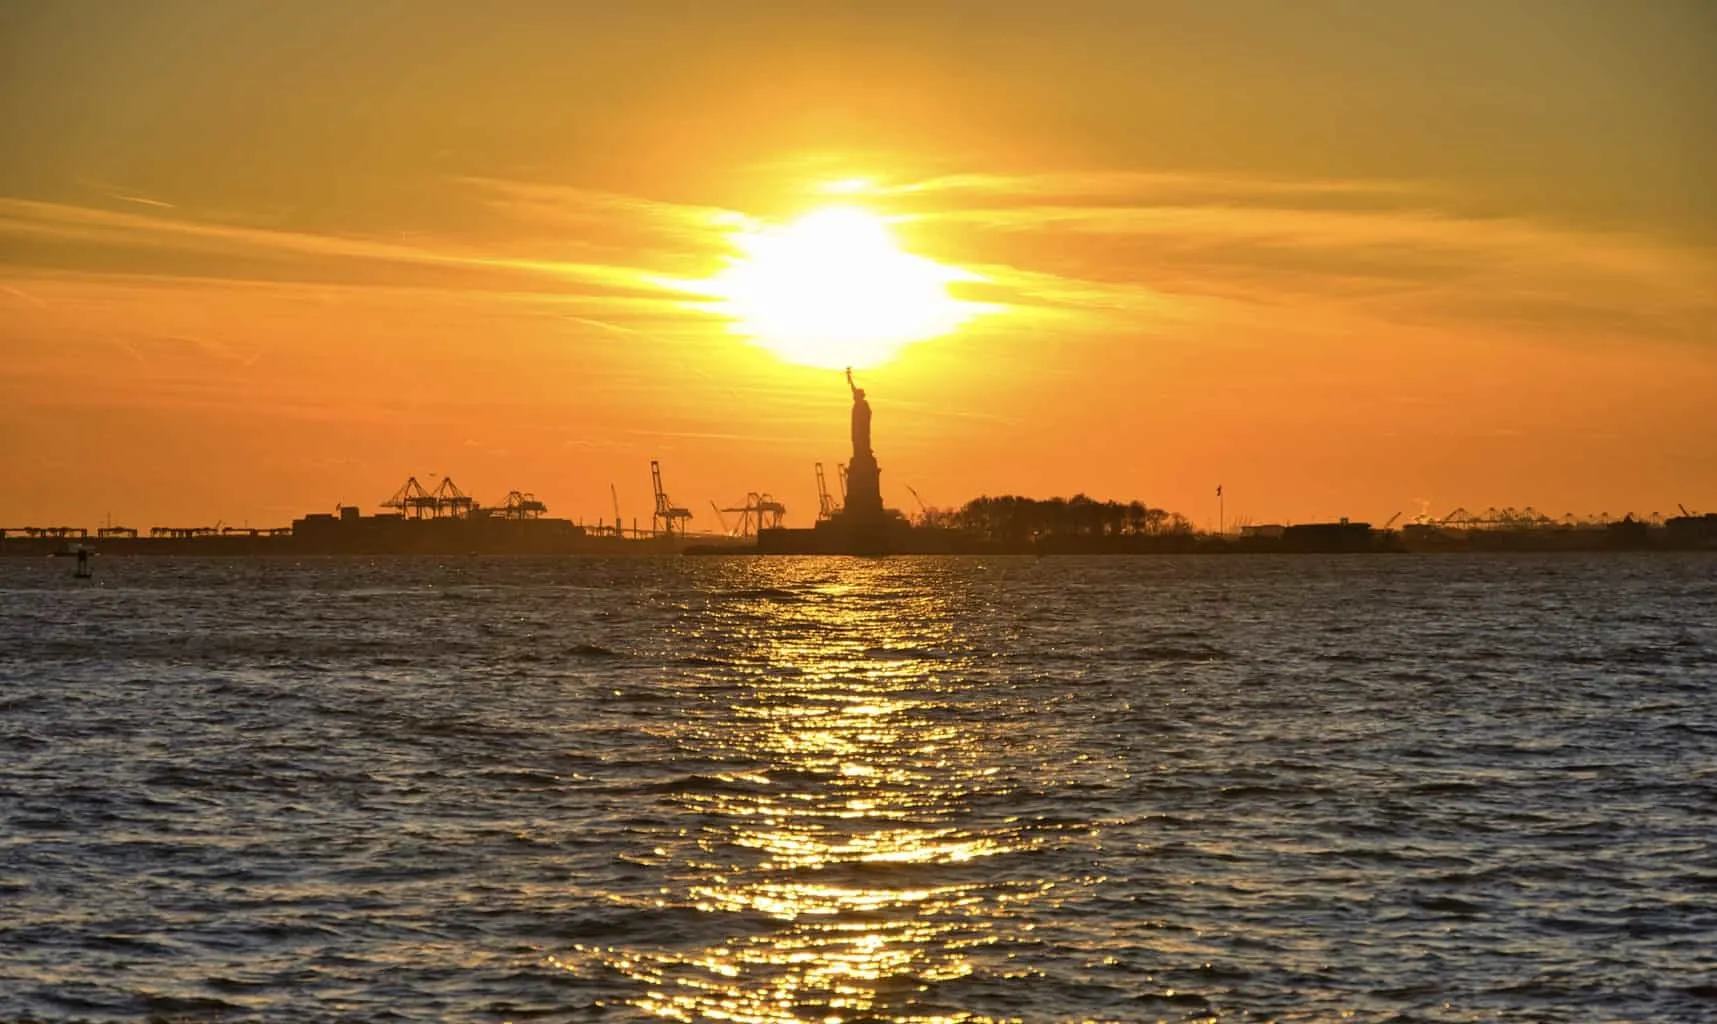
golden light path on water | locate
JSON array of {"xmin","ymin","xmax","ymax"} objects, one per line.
[{"xmin": 553, "ymin": 560, "xmax": 1087, "ymax": 1023}]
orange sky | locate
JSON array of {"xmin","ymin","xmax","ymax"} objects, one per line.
[{"xmin": 4, "ymin": 1, "xmax": 1715, "ymax": 529}]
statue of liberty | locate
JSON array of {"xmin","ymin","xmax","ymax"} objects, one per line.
[
  {"xmin": 847, "ymin": 367, "xmax": 872, "ymax": 458},
  {"xmin": 842, "ymin": 367, "xmax": 883, "ymax": 517}
]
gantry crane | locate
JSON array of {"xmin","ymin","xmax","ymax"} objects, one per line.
[
  {"xmin": 720, "ymin": 493, "xmax": 787, "ymax": 537},
  {"xmin": 382, "ymin": 475, "xmax": 474, "ymax": 519},
  {"xmin": 815, "ymin": 463, "xmax": 839, "ymax": 520},
  {"xmin": 650, "ymin": 460, "xmax": 692, "ymax": 538},
  {"xmin": 384, "ymin": 476, "xmax": 438, "ymax": 519},
  {"xmin": 493, "ymin": 491, "xmax": 547, "ymax": 519},
  {"xmin": 432, "ymin": 477, "xmax": 474, "ymax": 518}
]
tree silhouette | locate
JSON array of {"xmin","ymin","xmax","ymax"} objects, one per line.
[{"xmin": 948, "ymin": 494, "xmax": 1183, "ymax": 543}]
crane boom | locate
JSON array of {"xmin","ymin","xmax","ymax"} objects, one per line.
[
  {"xmin": 903, "ymin": 484, "xmax": 928, "ymax": 525},
  {"xmin": 709, "ymin": 501, "xmax": 734, "ymax": 536},
  {"xmin": 815, "ymin": 463, "xmax": 838, "ymax": 519}
]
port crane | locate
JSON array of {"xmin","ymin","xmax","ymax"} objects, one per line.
[
  {"xmin": 151, "ymin": 526, "xmax": 217, "ymax": 538},
  {"xmin": 382, "ymin": 475, "xmax": 474, "ymax": 519},
  {"xmin": 709, "ymin": 501, "xmax": 736, "ymax": 537},
  {"xmin": 904, "ymin": 484, "xmax": 928, "ymax": 525},
  {"xmin": 384, "ymin": 476, "xmax": 437, "ymax": 518},
  {"xmin": 837, "ymin": 463, "xmax": 849, "ymax": 503},
  {"xmin": 494, "ymin": 491, "xmax": 547, "ymax": 519},
  {"xmin": 815, "ymin": 463, "xmax": 840, "ymax": 520},
  {"xmin": 432, "ymin": 477, "xmax": 474, "ymax": 518},
  {"xmin": 1434, "ymin": 506, "xmax": 1569, "ymax": 530},
  {"xmin": 650, "ymin": 460, "xmax": 692, "ymax": 538},
  {"xmin": 603, "ymin": 483, "xmax": 633, "ymax": 537},
  {"xmin": 2, "ymin": 525, "xmax": 88, "ymax": 539},
  {"xmin": 720, "ymin": 493, "xmax": 786, "ymax": 537}
]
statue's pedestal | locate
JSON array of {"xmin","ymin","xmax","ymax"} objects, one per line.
[{"xmin": 844, "ymin": 453, "xmax": 884, "ymax": 518}]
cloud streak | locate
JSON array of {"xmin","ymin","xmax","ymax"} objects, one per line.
[
  {"xmin": 0, "ymin": 196, "xmax": 664, "ymax": 294},
  {"xmin": 3, "ymin": 167, "xmax": 1713, "ymax": 354},
  {"xmin": 868, "ymin": 169, "xmax": 1717, "ymax": 346}
]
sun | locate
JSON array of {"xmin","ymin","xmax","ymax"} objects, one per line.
[{"xmin": 700, "ymin": 205, "xmax": 982, "ymax": 369}]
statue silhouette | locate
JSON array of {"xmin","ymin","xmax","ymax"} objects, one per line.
[
  {"xmin": 842, "ymin": 368, "xmax": 884, "ymax": 517},
  {"xmin": 846, "ymin": 367, "xmax": 872, "ymax": 458}
]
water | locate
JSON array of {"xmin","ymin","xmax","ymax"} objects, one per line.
[{"xmin": 2, "ymin": 554, "xmax": 1714, "ymax": 1023}]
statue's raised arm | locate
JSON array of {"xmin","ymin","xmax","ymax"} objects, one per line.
[{"xmin": 846, "ymin": 367, "xmax": 858, "ymax": 398}]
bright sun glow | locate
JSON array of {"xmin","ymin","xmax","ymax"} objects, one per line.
[{"xmin": 701, "ymin": 205, "xmax": 983, "ymax": 369}]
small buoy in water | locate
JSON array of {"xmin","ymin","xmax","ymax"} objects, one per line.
[{"xmin": 73, "ymin": 547, "xmax": 93, "ymax": 579}]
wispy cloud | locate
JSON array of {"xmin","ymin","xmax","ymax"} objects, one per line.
[
  {"xmin": 107, "ymin": 193, "xmax": 176, "ymax": 210},
  {"xmin": 0, "ymin": 284, "xmax": 48, "ymax": 307},
  {"xmin": 459, "ymin": 176, "xmax": 744, "ymax": 240},
  {"xmin": 5, "ymin": 168, "xmax": 1713, "ymax": 352},
  {"xmin": 877, "ymin": 169, "xmax": 1431, "ymax": 209},
  {"xmin": 0, "ymin": 196, "xmax": 661, "ymax": 293},
  {"xmin": 863, "ymin": 169, "xmax": 1717, "ymax": 346}
]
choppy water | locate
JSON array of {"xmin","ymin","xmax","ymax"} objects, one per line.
[{"xmin": 2, "ymin": 554, "xmax": 1715, "ymax": 1023}]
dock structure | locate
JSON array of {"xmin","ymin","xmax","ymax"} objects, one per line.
[
  {"xmin": 0, "ymin": 464, "xmax": 761, "ymax": 557},
  {"xmin": 0, "ymin": 525, "xmax": 88, "ymax": 539}
]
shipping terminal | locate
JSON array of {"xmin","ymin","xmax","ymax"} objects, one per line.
[{"xmin": 0, "ymin": 462, "xmax": 745, "ymax": 558}]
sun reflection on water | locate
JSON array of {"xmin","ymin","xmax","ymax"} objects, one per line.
[{"xmin": 560, "ymin": 560, "xmax": 1052, "ymax": 1023}]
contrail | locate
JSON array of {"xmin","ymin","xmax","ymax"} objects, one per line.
[{"xmin": 108, "ymin": 193, "xmax": 176, "ymax": 209}]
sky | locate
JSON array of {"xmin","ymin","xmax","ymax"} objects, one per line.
[{"xmin": 3, "ymin": 0, "xmax": 1715, "ymax": 530}]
